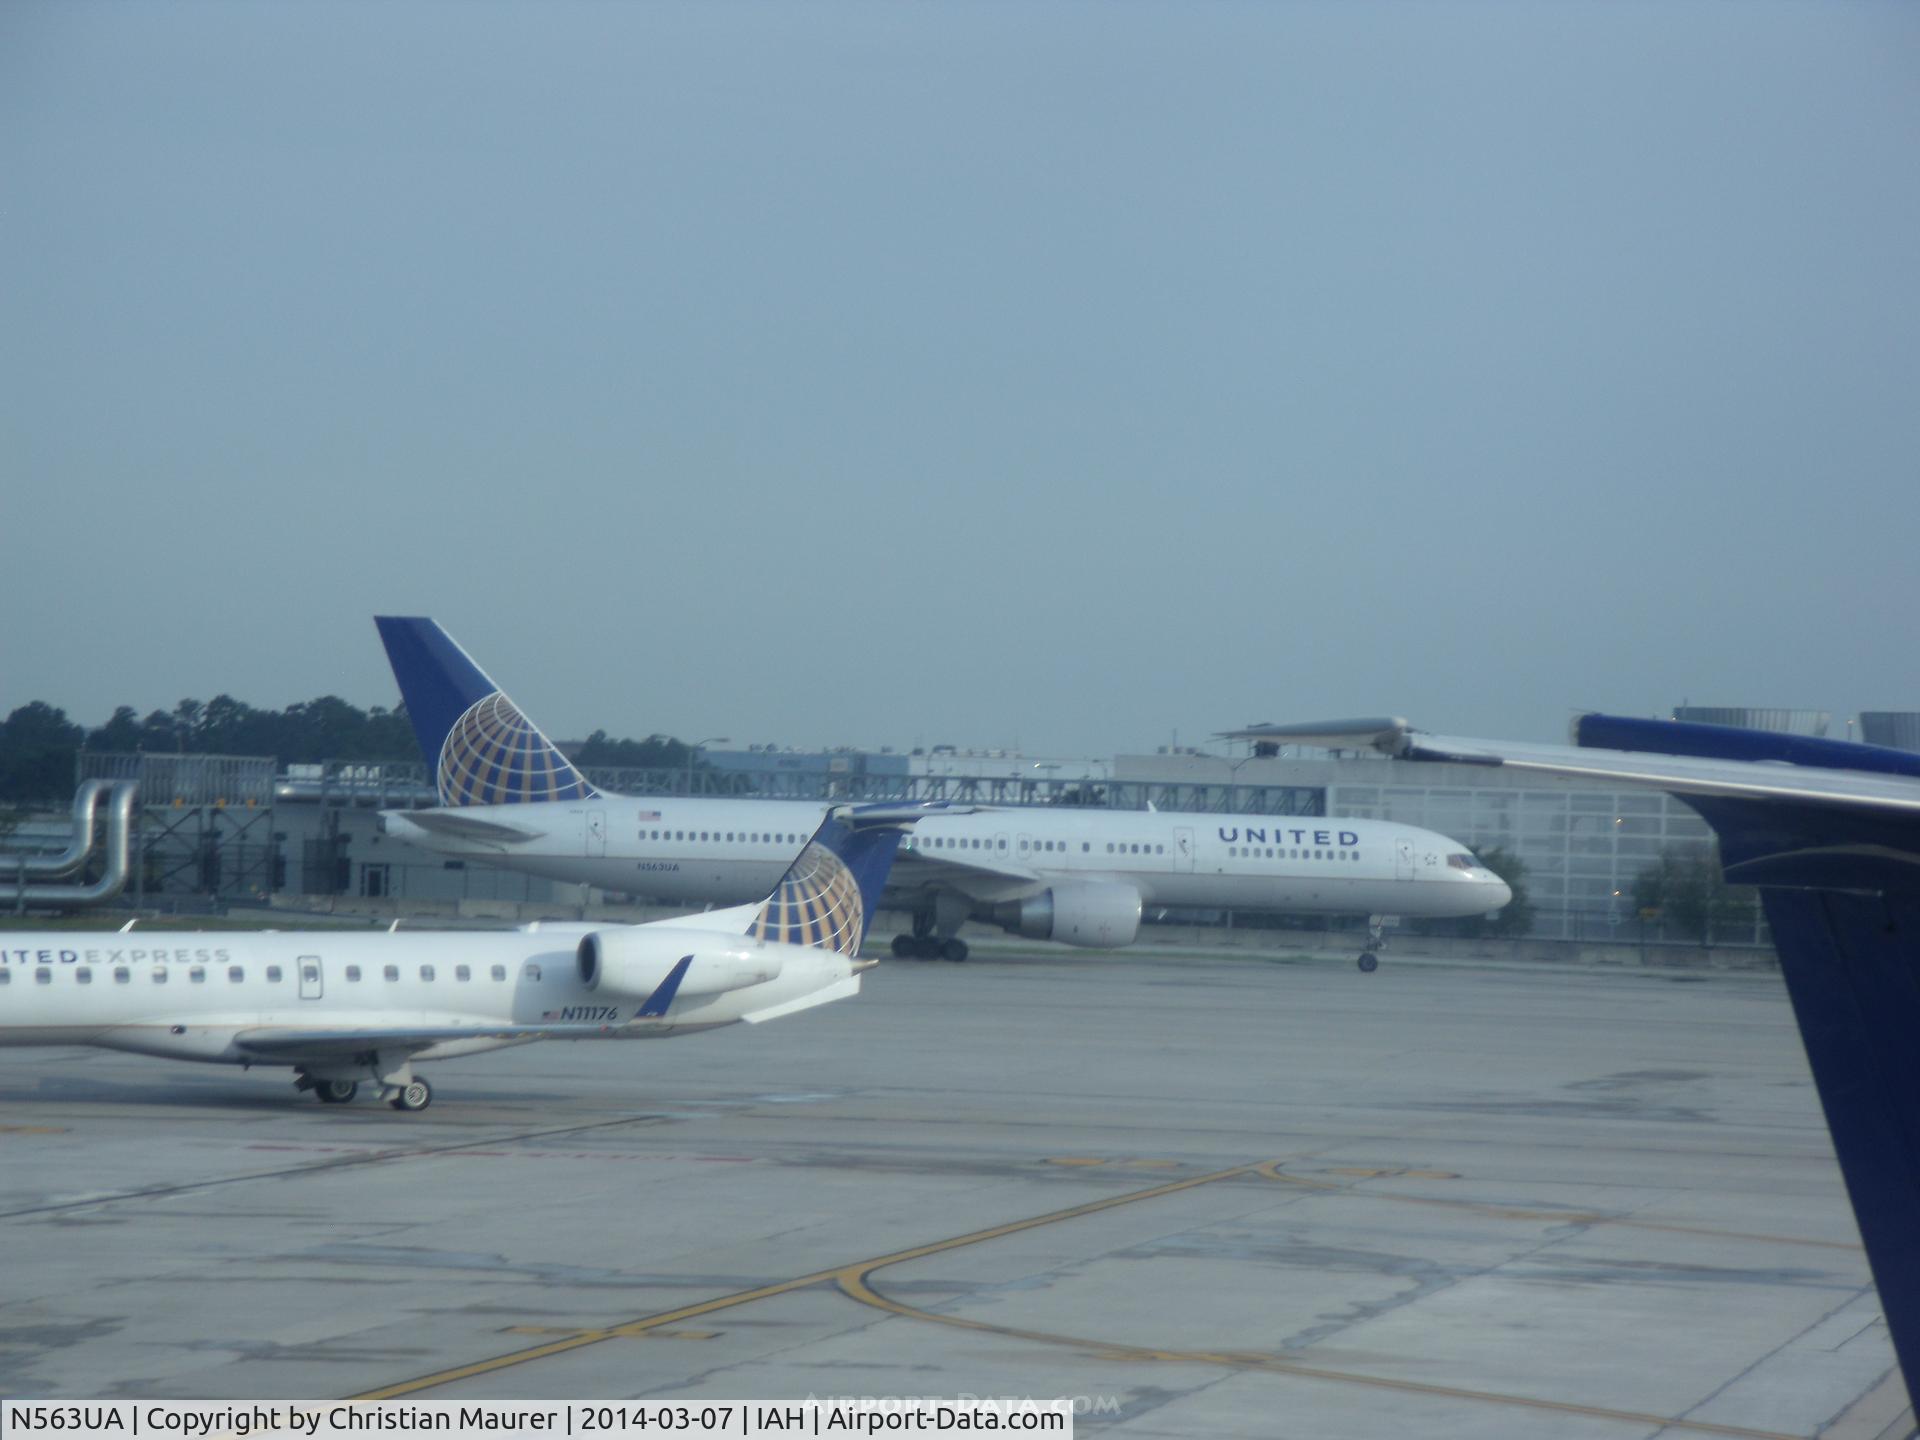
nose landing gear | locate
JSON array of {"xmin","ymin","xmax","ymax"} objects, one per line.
[{"xmin": 1357, "ymin": 914, "xmax": 1397, "ymax": 973}]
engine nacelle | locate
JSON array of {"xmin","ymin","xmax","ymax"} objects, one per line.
[
  {"xmin": 992, "ymin": 880, "xmax": 1142, "ymax": 949},
  {"xmin": 577, "ymin": 930, "xmax": 783, "ymax": 1001}
]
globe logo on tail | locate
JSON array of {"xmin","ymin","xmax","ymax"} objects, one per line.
[
  {"xmin": 749, "ymin": 842, "xmax": 866, "ymax": 957},
  {"xmin": 437, "ymin": 693, "xmax": 594, "ymax": 806}
]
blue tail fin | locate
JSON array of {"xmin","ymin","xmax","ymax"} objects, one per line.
[
  {"xmin": 746, "ymin": 803, "xmax": 951, "ymax": 958},
  {"xmin": 373, "ymin": 616, "xmax": 600, "ymax": 806}
]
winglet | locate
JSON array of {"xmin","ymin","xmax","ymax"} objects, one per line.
[
  {"xmin": 373, "ymin": 616, "xmax": 600, "ymax": 806},
  {"xmin": 637, "ymin": 956, "xmax": 694, "ymax": 1018}
]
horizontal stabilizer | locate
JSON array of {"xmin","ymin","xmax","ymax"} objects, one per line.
[
  {"xmin": 394, "ymin": 809, "xmax": 546, "ymax": 843},
  {"xmin": 1217, "ymin": 717, "xmax": 1415, "ymax": 751}
]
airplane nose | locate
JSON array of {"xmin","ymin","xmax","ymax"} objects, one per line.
[{"xmin": 1487, "ymin": 876, "xmax": 1514, "ymax": 910}]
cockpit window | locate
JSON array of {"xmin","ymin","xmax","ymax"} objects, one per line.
[{"xmin": 1447, "ymin": 853, "xmax": 1480, "ymax": 871}]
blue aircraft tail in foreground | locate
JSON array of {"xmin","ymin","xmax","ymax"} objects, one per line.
[
  {"xmin": 374, "ymin": 616, "xmax": 599, "ymax": 807},
  {"xmin": 1224, "ymin": 711, "xmax": 1920, "ymax": 1404}
]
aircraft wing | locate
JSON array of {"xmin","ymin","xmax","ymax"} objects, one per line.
[
  {"xmin": 1228, "ymin": 711, "xmax": 1920, "ymax": 1398},
  {"xmin": 234, "ymin": 1021, "xmax": 623, "ymax": 1062},
  {"xmin": 1226, "ymin": 717, "xmax": 1920, "ymax": 822},
  {"xmin": 895, "ymin": 846, "xmax": 1040, "ymax": 886}
]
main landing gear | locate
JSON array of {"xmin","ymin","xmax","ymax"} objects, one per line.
[
  {"xmin": 388, "ymin": 1077, "xmax": 433, "ymax": 1112},
  {"xmin": 295, "ymin": 1065, "xmax": 433, "ymax": 1111},
  {"xmin": 891, "ymin": 904, "xmax": 970, "ymax": 962},
  {"xmin": 891, "ymin": 933, "xmax": 969, "ymax": 962}
]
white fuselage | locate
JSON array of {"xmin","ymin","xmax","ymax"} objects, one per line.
[
  {"xmin": 382, "ymin": 800, "xmax": 1509, "ymax": 920},
  {"xmin": 0, "ymin": 926, "xmax": 860, "ymax": 1067}
]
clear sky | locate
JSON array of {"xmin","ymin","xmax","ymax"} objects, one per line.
[{"xmin": 5, "ymin": 1, "xmax": 1916, "ymax": 757}]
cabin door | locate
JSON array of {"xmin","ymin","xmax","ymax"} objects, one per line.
[
  {"xmin": 1172, "ymin": 827, "xmax": 1196, "ymax": 873},
  {"xmin": 298, "ymin": 955, "xmax": 324, "ymax": 1001},
  {"xmin": 1394, "ymin": 837, "xmax": 1417, "ymax": 881},
  {"xmin": 586, "ymin": 810, "xmax": 608, "ymax": 858}
]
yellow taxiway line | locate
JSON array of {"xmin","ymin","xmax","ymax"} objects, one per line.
[{"xmin": 350, "ymin": 1156, "xmax": 1828, "ymax": 1437}]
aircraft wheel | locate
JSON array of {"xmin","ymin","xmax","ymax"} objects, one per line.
[
  {"xmin": 890, "ymin": 934, "xmax": 915, "ymax": 960},
  {"xmin": 941, "ymin": 938, "xmax": 969, "ymax": 963},
  {"xmin": 315, "ymin": 1080, "xmax": 358, "ymax": 1104},
  {"xmin": 1357, "ymin": 952, "xmax": 1379, "ymax": 974},
  {"xmin": 389, "ymin": 1078, "xmax": 433, "ymax": 1112}
]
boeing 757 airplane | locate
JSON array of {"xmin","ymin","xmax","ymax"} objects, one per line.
[
  {"xmin": 373, "ymin": 618, "xmax": 1510, "ymax": 968},
  {"xmin": 0, "ymin": 804, "xmax": 930, "ymax": 1111}
]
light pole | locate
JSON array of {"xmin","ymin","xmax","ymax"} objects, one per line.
[{"xmin": 685, "ymin": 737, "xmax": 730, "ymax": 796}]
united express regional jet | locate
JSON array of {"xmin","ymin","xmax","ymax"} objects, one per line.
[
  {"xmin": 374, "ymin": 618, "xmax": 1511, "ymax": 969},
  {"xmin": 0, "ymin": 805, "xmax": 929, "ymax": 1111}
]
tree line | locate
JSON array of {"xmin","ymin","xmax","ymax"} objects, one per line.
[{"xmin": 0, "ymin": 698, "xmax": 702, "ymax": 803}]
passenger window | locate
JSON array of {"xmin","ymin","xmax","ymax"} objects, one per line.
[
  {"xmin": 229, "ymin": 966, "xmax": 245, "ymax": 982},
  {"xmin": 491, "ymin": 964, "xmax": 507, "ymax": 981},
  {"xmin": 35, "ymin": 967, "xmax": 51, "ymax": 984},
  {"xmin": 1082, "ymin": 843, "xmax": 1090, "ymax": 852},
  {"xmin": 76, "ymin": 967, "xmax": 92, "ymax": 985},
  {"xmin": 456, "ymin": 964, "xmax": 471, "ymax": 982},
  {"xmin": 0, "ymin": 969, "xmax": 9, "ymax": 985},
  {"xmin": 420, "ymin": 965, "xmax": 435, "ymax": 981},
  {"xmin": 151, "ymin": 967, "xmax": 167, "ymax": 984},
  {"xmin": 998, "ymin": 839, "xmax": 1007, "ymax": 850},
  {"xmin": 1106, "ymin": 843, "xmax": 1115, "ymax": 853},
  {"xmin": 190, "ymin": 966, "xmax": 206, "ymax": 983},
  {"xmin": 114, "ymin": 967, "xmax": 129, "ymax": 984},
  {"xmin": 267, "ymin": 965, "xmax": 283, "ymax": 982},
  {"xmin": 345, "ymin": 965, "xmax": 361, "ymax": 982},
  {"xmin": 384, "ymin": 965, "xmax": 399, "ymax": 981},
  {"xmin": 525, "ymin": 962, "xmax": 542, "ymax": 981}
]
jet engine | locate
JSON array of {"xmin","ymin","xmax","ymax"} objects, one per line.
[
  {"xmin": 576, "ymin": 930, "xmax": 783, "ymax": 1001},
  {"xmin": 991, "ymin": 880, "xmax": 1142, "ymax": 949}
]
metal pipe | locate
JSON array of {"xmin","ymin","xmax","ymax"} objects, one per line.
[
  {"xmin": 0, "ymin": 781, "xmax": 138, "ymax": 907},
  {"xmin": 0, "ymin": 778, "xmax": 114, "ymax": 879}
]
